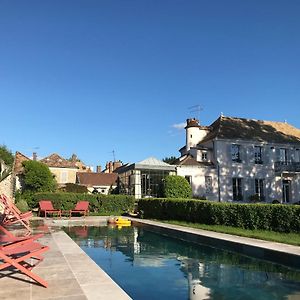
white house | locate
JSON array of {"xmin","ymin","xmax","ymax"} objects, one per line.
[
  {"xmin": 76, "ymin": 172, "xmax": 118, "ymax": 194},
  {"xmin": 176, "ymin": 116, "xmax": 300, "ymax": 203}
]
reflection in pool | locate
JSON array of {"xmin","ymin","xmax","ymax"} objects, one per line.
[{"xmin": 64, "ymin": 225, "xmax": 300, "ymax": 300}]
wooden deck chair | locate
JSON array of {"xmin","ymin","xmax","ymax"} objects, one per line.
[
  {"xmin": 0, "ymin": 195, "xmax": 32, "ymax": 232},
  {"xmin": 0, "ymin": 195, "xmax": 32, "ymax": 220},
  {"xmin": 38, "ymin": 200, "xmax": 61, "ymax": 218},
  {"xmin": 69, "ymin": 201, "xmax": 89, "ymax": 218},
  {"xmin": 0, "ymin": 224, "xmax": 43, "ymax": 244},
  {"xmin": 0, "ymin": 239, "xmax": 49, "ymax": 287}
]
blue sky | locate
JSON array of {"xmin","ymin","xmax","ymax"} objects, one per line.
[{"xmin": 1, "ymin": 0, "xmax": 300, "ymax": 169}]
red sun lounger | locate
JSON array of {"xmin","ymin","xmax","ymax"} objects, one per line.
[
  {"xmin": 38, "ymin": 200, "xmax": 61, "ymax": 218},
  {"xmin": 0, "ymin": 239, "xmax": 49, "ymax": 288},
  {"xmin": 69, "ymin": 201, "xmax": 89, "ymax": 218},
  {"xmin": 0, "ymin": 224, "xmax": 43, "ymax": 244},
  {"xmin": 0, "ymin": 194, "xmax": 32, "ymax": 232}
]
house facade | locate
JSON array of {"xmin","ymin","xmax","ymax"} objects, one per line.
[
  {"xmin": 177, "ymin": 116, "xmax": 300, "ymax": 203},
  {"xmin": 76, "ymin": 172, "xmax": 118, "ymax": 194},
  {"xmin": 40, "ymin": 153, "xmax": 79, "ymax": 186}
]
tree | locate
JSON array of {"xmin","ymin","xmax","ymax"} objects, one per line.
[
  {"xmin": 163, "ymin": 175, "xmax": 192, "ymax": 198},
  {"xmin": 22, "ymin": 160, "xmax": 57, "ymax": 192},
  {"xmin": 0, "ymin": 145, "xmax": 14, "ymax": 182},
  {"xmin": 162, "ymin": 156, "xmax": 177, "ymax": 165}
]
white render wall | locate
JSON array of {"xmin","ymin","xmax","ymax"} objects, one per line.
[
  {"xmin": 176, "ymin": 165, "xmax": 218, "ymax": 200},
  {"xmin": 215, "ymin": 139, "xmax": 300, "ymax": 203}
]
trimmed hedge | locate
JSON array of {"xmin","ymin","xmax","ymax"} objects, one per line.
[
  {"xmin": 138, "ymin": 198, "xmax": 300, "ymax": 233},
  {"xmin": 32, "ymin": 192, "xmax": 135, "ymax": 215}
]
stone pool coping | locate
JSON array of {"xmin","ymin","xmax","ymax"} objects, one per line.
[
  {"xmin": 131, "ymin": 218, "xmax": 300, "ymax": 269},
  {"xmin": 45, "ymin": 216, "xmax": 300, "ymax": 269}
]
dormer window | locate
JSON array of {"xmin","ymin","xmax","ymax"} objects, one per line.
[
  {"xmin": 202, "ymin": 152, "xmax": 208, "ymax": 161},
  {"xmin": 231, "ymin": 144, "xmax": 241, "ymax": 162}
]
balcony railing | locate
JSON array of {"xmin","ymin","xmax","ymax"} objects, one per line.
[{"xmin": 274, "ymin": 161, "xmax": 300, "ymax": 173}]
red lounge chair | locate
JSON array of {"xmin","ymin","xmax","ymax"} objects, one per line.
[
  {"xmin": 0, "ymin": 224, "xmax": 43, "ymax": 243},
  {"xmin": 0, "ymin": 194, "xmax": 32, "ymax": 232},
  {"xmin": 38, "ymin": 200, "xmax": 61, "ymax": 218},
  {"xmin": 0, "ymin": 239, "xmax": 49, "ymax": 287},
  {"xmin": 69, "ymin": 201, "xmax": 89, "ymax": 218}
]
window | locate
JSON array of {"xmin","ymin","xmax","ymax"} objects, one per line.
[
  {"xmin": 279, "ymin": 148, "xmax": 288, "ymax": 164},
  {"xmin": 232, "ymin": 178, "xmax": 243, "ymax": 200},
  {"xmin": 202, "ymin": 152, "xmax": 208, "ymax": 161},
  {"xmin": 205, "ymin": 176, "xmax": 212, "ymax": 194},
  {"xmin": 255, "ymin": 179, "xmax": 265, "ymax": 200},
  {"xmin": 295, "ymin": 149, "xmax": 300, "ymax": 162},
  {"xmin": 254, "ymin": 146, "xmax": 263, "ymax": 164},
  {"xmin": 185, "ymin": 176, "xmax": 192, "ymax": 186},
  {"xmin": 231, "ymin": 144, "xmax": 241, "ymax": 162},
  {"xmin": 61, "ymin": 171, "xmax": 68, "ymax": 183}
]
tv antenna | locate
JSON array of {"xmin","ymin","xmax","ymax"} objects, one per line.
[
  {"xmin": 188, "ymin": 105, "xmax": 203, "ymax": 120},
  {"xmin": 111, "ymin": 150, "xmax": 116, "ymax": 161}
]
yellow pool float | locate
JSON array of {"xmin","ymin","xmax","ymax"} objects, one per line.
[{"xmin": 107, "ymin": 216, "xmax": 131, "ymax": 226}]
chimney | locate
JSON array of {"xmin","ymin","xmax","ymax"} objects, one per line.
[
  {"xmin": 33, "ymin": 152, "xmax": 37, "ymax": 161},
  {"xmin": 96, "ymin": 165, "xmax": 102, "ymax": 173},
  {"xmin": 71, "ymin": 154, "xmax": 77, "ymax": 162},
  {"xmin": 113, "ymin": 160, "xmax": 122, "ymax": 171}
]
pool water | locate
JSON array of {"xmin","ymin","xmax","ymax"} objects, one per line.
[{"xmin": 64, "ymin": 225, "xmax": 300, "ymax": 300}]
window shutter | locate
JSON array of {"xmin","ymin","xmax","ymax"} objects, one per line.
[
  {"xmin": 262, "ymin": 146, "xmax": 268, "ymax": 164},
  {"xmin": 249, "ymin": 146, "xmax": 255, "ymax": 164}
]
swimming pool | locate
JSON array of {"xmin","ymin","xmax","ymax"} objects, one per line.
[{"xmin": 64, "ymin": 225, "xmax": 300, "ymax": 300}]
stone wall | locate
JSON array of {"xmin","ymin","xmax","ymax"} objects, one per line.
[{"xmin": 0, "ymin": 174, "xmax": 14, "ymax": 201}]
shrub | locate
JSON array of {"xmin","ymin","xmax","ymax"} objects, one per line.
[
  {"xmin": 248, "ymin": 194, "xmax": 265, "ymax": 202},
  {"xmin": 15, "ymin": 199, "xmax": 29, "ymax": 213},
  {"xmin": 64, "ymin": 183, "xmax": 88, "ymax": 193},
  {"xmin": 137, "ymin": 198, "xmax": 300, "ymax": 233},
  {"xmin": 30, "ymin": 192, "xmax": 135, "ymax": 215},
  {"xmin": 22, "ymin": 160, "xmax": 57, "ymax": 192},
  {"xmin": 272, "ymin": 199, "xmax": 281, "ymax": 204},
  {"xmin": 163, "ymin": 175, "xmax": 192, "ymax": 198}
]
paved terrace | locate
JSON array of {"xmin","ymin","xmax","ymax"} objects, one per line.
[
  {"xmin": 1, "ymin": 216, "xmax": 300, "ymax": 300},
  {"xmin": 0, "ymin": 217, "xmax": 131, "ymax": 300}
]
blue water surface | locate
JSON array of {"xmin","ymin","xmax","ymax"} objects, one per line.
[{"xmin": 64, "ymin": 225, "xmax": 300, "ymax": 300}]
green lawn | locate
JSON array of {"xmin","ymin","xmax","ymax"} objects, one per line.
[{"xmin": 161, "ymin": 220, "xmax": 300, "ymax": 246}]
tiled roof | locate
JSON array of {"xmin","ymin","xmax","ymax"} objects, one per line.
[
  {"xmin": 13, "ymin": 152, "xmax": 30, "ymax": 175},
  {"xmin": 77, "ymin": 172, "xmax": 118, "ymax": 187},
  {"xmin": 40, "ymin": 153, "xmax": 78, "ymax": 168},
  {"xmin": 200, "ymin": 116, "xmax": 300, "ymax": 144},
  {"xmin": 175, "ymin": 155, "xmax": 214, "ymax": 167}
]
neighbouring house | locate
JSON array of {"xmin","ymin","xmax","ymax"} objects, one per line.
[
  {"xmin": 13, "ymin": 151, "xmax": 31, "ymax": 193},
  {"xmin": 13, "ymin": 151, "xmax": 93, "ymax": 191},
  {"xmin": 115, "ymin": 157, "xmax": 176, "ymax": 199},
  {"xmin": 40, "ymin": 153, "xmax": 79, "ymax": 186},
  {"xmin": 76, "ymin": 172, "xmax": 118, "ymax": 194},
  {"xmin": 176, "ymin": 116, "xmax": 300, "ymax": 203}
]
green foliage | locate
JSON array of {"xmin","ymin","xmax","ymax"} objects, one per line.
[
  {"xmin": 163, "ymin": 175, "xmax": 192, "ymax": 198},
  {"xmin": 137, "ymin": 198, "xmax": 300, "ymax": 233},
  {"xmin": 64, "ymin": 183, "xmax": 88, "ymax": 193},
  {"xmin": 22, "ymin": 160, "xmax": 57, "ymax": 192},
  {"xmin": 248, "ymin": 194, "xmax": 265, "ymax": 202},
  {"xmin": 162, "ymin": 156, "xmax": 177, "ymax": 164},
  {"xmin": 15, "ymin": 190, "xmax": 36, "ymax": 209},
  {"xmin": 29, "ymin": 192, "xmax": 135, "ymax": 215},
  {"xmin": 15, "ymin": 199, "xmax": 29, "ymax": 213},
  {"xmin": 0, "ymin": 145, "xmax": 14, "ymax": 167}
]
